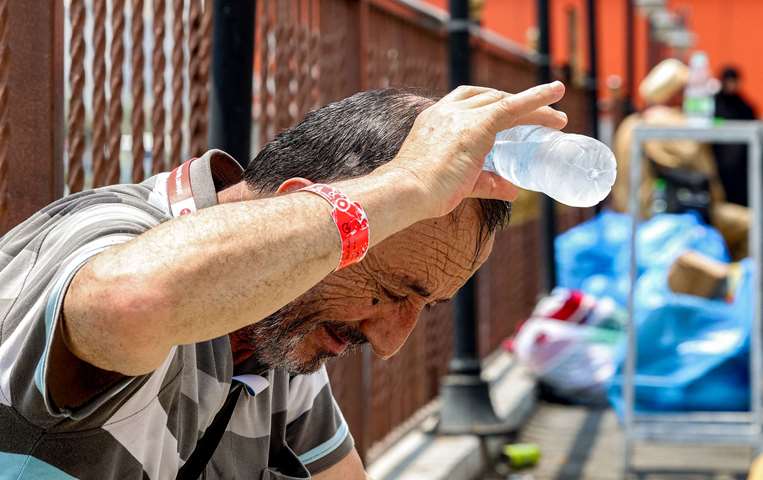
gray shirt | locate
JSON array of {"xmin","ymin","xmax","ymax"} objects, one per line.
[{"xmin": 0, "ymin": 150, "xmax": 353, "ymax": 479}]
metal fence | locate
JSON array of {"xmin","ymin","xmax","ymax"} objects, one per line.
[
  {"xmin": 0, "ymin": 0, "xmax": 593, "ymax": 462},
  {"xmin": 64, "ymin": 0, "xmax": 212, "ymax": 192}
]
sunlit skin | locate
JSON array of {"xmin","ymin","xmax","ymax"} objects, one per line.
[{"xmin": 227, "ymin": 182, "xmax": 494, "ymax": 373}]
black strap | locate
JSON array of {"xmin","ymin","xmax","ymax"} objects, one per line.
[{"xmin": 176, "ymin": 382, "xmax": 244, "ymax": 480}]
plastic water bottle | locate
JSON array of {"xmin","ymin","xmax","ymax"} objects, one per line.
[
  {"xmin": 483, "ymin": 125, "xmax": 617, "ymax": 208},
  {"xmin": 683, "ymin": 52, "xmax": 715, "ymax": 125}
]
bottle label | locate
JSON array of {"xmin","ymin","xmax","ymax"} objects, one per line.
[{"xmin": 684, "ymin": 96, "xmax": 714, "ymax": 118}]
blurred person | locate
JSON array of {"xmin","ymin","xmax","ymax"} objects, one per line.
[
  {"xmin": 611, "ymin": 60, "xmax": 755, "ymax": 259},
  {"xmin": 612, "ymin": 59, "xmax": 724, "ymax": 217},
  {"xmin": 713, "ymin": 66, "xmax": 758, "ymax": 206},
  {"xmin": 0, "ymin": 83, "xmax": 567, "ymax": 479}
]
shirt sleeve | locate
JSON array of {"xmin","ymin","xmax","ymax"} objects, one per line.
[
  {"xmin": 0, "ymin": 193, "xmax": 171, "ymax": 426},
  {"xmin": 285, "ymin": 366, "xmax": 354, "ymax": 475},
  {"xmin": 35, "ymin": 234, "xmax": 148, "ymax": 419}
]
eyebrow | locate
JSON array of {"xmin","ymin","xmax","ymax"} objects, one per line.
[
  {"xmin": 402, "ymin": 281, "xmax": 452, "ymax": 306},
  {"xmin": 404, "ymin": 281, "xmax": 432, "ymax": 298}
]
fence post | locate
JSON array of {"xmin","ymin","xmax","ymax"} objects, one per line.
[
  {"xmin": 624, "ymin": 0, "xmax": 636, "ymax": 115},
  {"xmin": 0, "ymin": 0, "xmax": 64, "ymax": 235},
  {"xmin": 209, "ymin": 0, "xmax": 256, "ymax": 167},
  {"xmin": 537, "ymin": 0, "xmax": 557, "ymax": 292},
  {"xmin": 437, "ymin": 0, "xmax": 512, "ymax": 436},
  {"xmin": 586, "ymin": 0, "xmax": 599, "ymax": 140}
]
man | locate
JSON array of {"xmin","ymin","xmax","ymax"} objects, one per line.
[
  {"xmin": 713, "ymin": 66, "xmax": 757, "ymax": 206},
  {"xmin": 0, "ymin": 83, "xmax": 566, "ymax": 478}
]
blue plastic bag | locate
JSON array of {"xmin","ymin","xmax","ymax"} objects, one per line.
[
  {"xmin": 608, "ymin": 259, "xmax": 753, "ymax": 414},
  {"xmin": 556, "ymin": 212, "xmax": 729, "ymax": 307},
  {"xmin": 556, "ymin": 210, "xmax": 748, "ymax": 414},
  {"xmin": 632, "ymin": 212, "xmax": 729, "ymax": 275},
  {"xmin": 581, "ymin": 274, "xmax": 630, "ymax": 308},
  {"xmin": 555, "ymin": 210, "xmax": 631, "ymax": 294}
]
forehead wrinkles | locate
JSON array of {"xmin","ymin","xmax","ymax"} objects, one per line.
[
  {"xmin": 415, "ymin": 218, "xmax": 475, "ymax": 278},
  {"xmin": 316, "ymin": 265, "xmax": 377, "ymax": 298},
  {"xmin": 366, "ymin": 212, "xmax": 482, "ymax": 298}
]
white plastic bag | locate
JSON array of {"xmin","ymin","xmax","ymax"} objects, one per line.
[{"xmin": 513, "ymin": 317, "xmax": 622, "ymax": 404}]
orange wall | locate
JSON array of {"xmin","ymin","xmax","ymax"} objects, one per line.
[
  {"xmin": 424, "ymin": 0, "xmax": 762, "ymax": 113},
  {"xmin": 668, "ymin": 0, "xmax": 763, "ymax": 113}
]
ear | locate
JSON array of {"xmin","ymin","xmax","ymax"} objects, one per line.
[{"xmin": 276, "ymin": 177, "xmax": 313, "ymax": 194}]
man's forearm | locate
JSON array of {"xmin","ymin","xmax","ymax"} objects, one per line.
[{"xmin": 64, "ymin": 169, "xmax": 424, "ymax": 375}]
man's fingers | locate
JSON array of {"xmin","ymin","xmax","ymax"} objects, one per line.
[
  {"xmin": 469, "ymin": 171, "xmax": 519, "ymax": 202},
  {"xmin": 460, "ymin": 89, "xmax": 510, "ymax": 108},
  {"xmin": 442, "ymin": 85, "xmax": 497, "ymax": 102},
  {"xmin": 515, "ymin": 106, "xmax": 568, "ymax": 130},
  {"xmin": 489, "ymin": 81, "xmax": 566, "ymax": 131}
]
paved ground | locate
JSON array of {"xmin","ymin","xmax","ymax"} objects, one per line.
[{"xmin": 492, "ymin": 402, "xmax": 754, "ymax": 480}]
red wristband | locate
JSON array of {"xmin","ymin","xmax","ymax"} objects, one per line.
[{"xmin": 299, "ymin": 184, "xmax": 370, "ymax": 271}]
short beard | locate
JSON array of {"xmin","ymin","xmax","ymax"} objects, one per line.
[{"xmin": 233, "ymin": 301, "xmax": 367, "ymax": 375}]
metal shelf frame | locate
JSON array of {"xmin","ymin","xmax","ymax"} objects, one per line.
[{"xmin": 625, "ymin": 121, "xmax": 763, "ymax": 473}]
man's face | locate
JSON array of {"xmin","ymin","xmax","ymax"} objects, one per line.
[{"xmin": 230, "ymin": 201, "xmax": 493, "ymax": 374}]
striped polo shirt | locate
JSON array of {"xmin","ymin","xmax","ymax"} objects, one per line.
[{"xmin": 0, "ymin": 150, "xmax": 353, "ymax": 479}]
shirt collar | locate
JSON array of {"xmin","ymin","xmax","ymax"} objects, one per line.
[
  {"xmin": 232, "ymin": 374, "xmax": 271, "ymax": 396},
  {"xmin": 157, "ymin": 149, "xmax": 244, "ymax": 218},
  {"xmin": 187, "ymin": 149, "xmax": 244, "ymax": 211}
]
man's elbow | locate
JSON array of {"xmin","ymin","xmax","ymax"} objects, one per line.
[{"xmin": 62, "ymin": 263, "xmax": 174, "ymax": 376}]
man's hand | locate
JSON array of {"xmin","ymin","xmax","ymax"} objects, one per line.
[{"xmin": 382, "ymin": 82, "xmax": 567, "ymax": 220}]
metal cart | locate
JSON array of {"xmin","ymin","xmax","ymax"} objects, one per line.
[{"xmin": 625, "ymin": 121, "xmax": 763, "ymax": 473}]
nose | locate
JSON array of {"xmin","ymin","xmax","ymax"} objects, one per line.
[{"xmin": 360, "ymin": 302, "xmax": 421, "ymax": 359}]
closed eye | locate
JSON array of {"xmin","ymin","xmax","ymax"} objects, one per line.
[{"xmin": 381, "ymin": 286, "xmax": 407, "ymax": 302}]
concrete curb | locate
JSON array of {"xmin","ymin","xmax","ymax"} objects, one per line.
[{"xmin": 367, "ymin": 352, "xmax": 537, "ymax": 480}]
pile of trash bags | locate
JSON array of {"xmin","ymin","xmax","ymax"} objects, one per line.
[
  {"xmin": 510, "ymin": 210, "xmax": 753, "ymax": 413},
  {"xmin": 510, "ymin": 287, "xmax": 625, "ymax": 405}
]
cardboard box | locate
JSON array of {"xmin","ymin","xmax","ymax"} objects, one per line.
[
  {"xmin": 711, "ymin": 202, "xmax": 750, "ymax": 260},
  {"xmin": 668, "ymin": 251, "xmax": 729, "ymax": 299}
]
